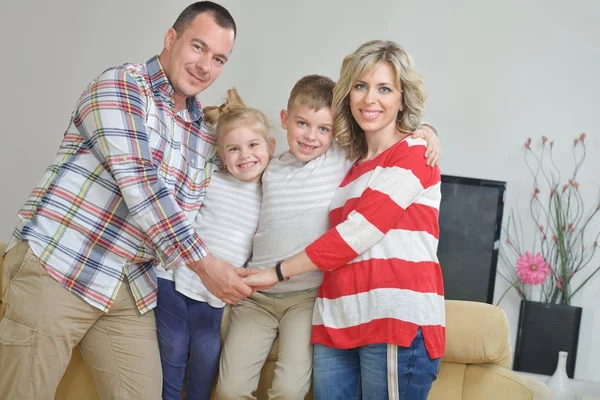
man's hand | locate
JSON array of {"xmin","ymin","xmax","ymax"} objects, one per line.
[
  {"xmin": 412, "ymin": 125, "xmax": 441, "ymax": 166},
  {"xmin": 188, "ymin": 255, "xmax": 254, "ymax": 304},
  {"xmin": 243, "ymin": 268, "xmax": 278, "ymax": 292}
]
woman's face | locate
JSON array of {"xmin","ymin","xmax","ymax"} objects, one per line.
[{"xmin": 349, "ymin": 62, "xmax": 404, "ymax": 135}]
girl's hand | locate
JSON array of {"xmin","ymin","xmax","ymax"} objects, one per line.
[{"xmin": 412, "ymin": 125, "xmax": 441, "ymax": 166}]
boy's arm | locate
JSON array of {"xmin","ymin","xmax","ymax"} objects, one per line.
[{"xmin": 412, "ymin": 123, "xmax": 441, "ymax": 166}]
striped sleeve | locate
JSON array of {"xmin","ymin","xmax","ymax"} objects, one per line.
[
  {"xmin": 306, "ymin": 142, "xmax": 440, "ymax": 271},
  {"xmin": 73, "ymin": 67, "xmax": 208, "ymax": 269}
]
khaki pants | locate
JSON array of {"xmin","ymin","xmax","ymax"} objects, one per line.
[
  {"xmin": 0, "ymin": 241, "xmax": 162, "ymax": 400},
  {"xmin": 216, "ymin": 289, "xmax": 317, "ymax": 400}
]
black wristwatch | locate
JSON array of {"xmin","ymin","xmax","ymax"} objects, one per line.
[{"xmin": 275, "ymin": 260, "xmax": 289, "ymax": 282}]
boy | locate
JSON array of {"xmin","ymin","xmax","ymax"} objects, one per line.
[{"xmin": 216, "ymin": 75, "xmax": 438, "ymax": 399}]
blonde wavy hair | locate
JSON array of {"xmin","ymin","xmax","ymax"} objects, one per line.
[
  {"xmin": 333, "ymin": 40, "xmax": 426, "ymax": 160},
  {"xmin": 203, "ymin": 88, "xmax": 274, "ymax": 155}
]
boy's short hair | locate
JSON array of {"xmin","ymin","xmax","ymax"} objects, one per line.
[{"xmin": 287, "ymin": 75, "xmax": 335, "ymax": 111}]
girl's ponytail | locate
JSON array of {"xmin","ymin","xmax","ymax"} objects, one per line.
[{"xmin": 203, "ymin": 88, "xmax": 245, "ymax": 126}]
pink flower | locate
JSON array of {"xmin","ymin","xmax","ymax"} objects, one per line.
[
  {"xmin": 580, "ymin": 133, "xmax": 586, "ymax": 142},
  {"xmin": 516, "ymin": 252, "xmax": 551, "ymax": 285}
]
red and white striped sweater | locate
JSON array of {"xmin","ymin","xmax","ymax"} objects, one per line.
[{"xmin": 306, "ymin": 136, "xmax": 445, "ymax": 359}]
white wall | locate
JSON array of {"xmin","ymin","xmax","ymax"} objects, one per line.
[{"xmin": 1, "ymin": 0, "xmax": 599, "ymax": 381}]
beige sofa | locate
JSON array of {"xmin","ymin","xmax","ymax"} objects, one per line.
[{"xmin": 0, "ymin": 242, "xmax": 552, "ymax": 399}]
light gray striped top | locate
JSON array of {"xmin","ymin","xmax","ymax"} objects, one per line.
[
  {"xmin": 156, "ymin": 171, "xmax": 262, "ymax": 307},
  {"xmin": 249, "ymin": 143, "xmax": 354, "ymax": 293}
]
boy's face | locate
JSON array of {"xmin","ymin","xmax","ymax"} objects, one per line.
[{"xmin": 280, "ymin": 105, "xmax": 334, "ymax": 163}]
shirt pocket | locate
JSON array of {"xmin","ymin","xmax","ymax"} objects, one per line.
[
  {"xmin": 146, "ymin": 113, "xmax": 170, "ymax": 167},
  {"xmin": 181, "ymin": 142, "xmax": 206, "ymax": 173},
  {"xmin": 175, "ymin": 142, "xmax": 210, "ymax": 212}
]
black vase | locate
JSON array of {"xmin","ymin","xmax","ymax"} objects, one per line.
[{"xmin": 513, "ymin": 300, "xmax": 582, "ymax": 378}]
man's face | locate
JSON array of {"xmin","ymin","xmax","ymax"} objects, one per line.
[
  {"xmin": 161, "ymin": 12, "xmax": 235, "ymax": 107},
  {"xmin": 281, "ymin": 105, "xmax": 334, "ymax": 163}
]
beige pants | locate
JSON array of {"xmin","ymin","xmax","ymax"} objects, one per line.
[
  {"xmin": 216, "ymin": 289, "xmax": 317, "ymax": 400},
  {"xmin": 0, "ymin": 241, "xmax": 162, "ymax": 400}
]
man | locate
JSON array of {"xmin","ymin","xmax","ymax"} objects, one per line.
[{"xmin": 0, "ymin": 2, "xmax": 250, "ymax": 399}]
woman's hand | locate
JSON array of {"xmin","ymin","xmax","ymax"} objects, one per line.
[
  {"xmin": 243, "ymin": 268, "xmax": 279, "ymax": 292},
  {"xmin": 412, "ymin": 125, "xmax": 441, "ymax": 166}
]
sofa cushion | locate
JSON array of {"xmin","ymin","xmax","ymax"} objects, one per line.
[
  {"xmin": 428, "ymin": 361, "xmax": 466, "ymax": 400},
  {"xmin": 463, "ymin": 364, "xmax": 532, "ymax": 400},
  {"xmin": 1, "ymin": 242, "xmax": 6, "ymax": 307},
  {"xmin": 443, "ymin": 300, "xmax": 511, "ymax": 367}
]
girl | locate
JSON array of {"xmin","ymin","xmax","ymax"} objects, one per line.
[{"xmin": 154, "ymin": 88, "xmax": 275, "ymax": 400}]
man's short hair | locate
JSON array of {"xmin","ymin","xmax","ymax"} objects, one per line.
[
  {"xmin": 287, "ymin": 75, "xmax": 335, "ymax": 111},
  {"xmin": 173, "ymin": 1, "xmax": 237, "ymax": 38}
]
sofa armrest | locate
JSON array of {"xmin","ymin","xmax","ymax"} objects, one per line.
[
  {"xmin": 463, "ymin": 364, "xmax": 533, "ymax": 400},
  {"xmin": 519, "ymin": 375, "xmax": 554, "ymax": 400}
]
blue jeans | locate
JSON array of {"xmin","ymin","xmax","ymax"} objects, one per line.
[
  {"xmin": 313, "ymin": 329, "xmax": 441, "ymax": 400},
  {"xmin": 155, "ymin": 278, "xmax": 224, "ymax": 400}
]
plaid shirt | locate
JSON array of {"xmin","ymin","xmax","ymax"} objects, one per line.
[{"xmin": 8, "ymin": 56, "xmax": 216, "ymax": 313}]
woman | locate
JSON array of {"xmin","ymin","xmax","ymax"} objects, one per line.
[{"xmin": 245, "ymin": 40, "xmax": 444, "ymax": 400}]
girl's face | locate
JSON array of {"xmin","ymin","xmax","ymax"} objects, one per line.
[
  {"xmin": 218, "ymin": 125, "xmax": 271, "ymax": 183},
  {"xmin": 349, "ymin": 62, "xmax": 404, "ymax": 136}
]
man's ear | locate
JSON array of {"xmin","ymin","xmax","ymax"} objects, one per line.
[
  {"xmin": 267, "ymin": 137, "xmax": 277, "ymax": 157},
  {"xmin": 280, "ymin": 109, "xmax": 288, "ymax": 130},
  {"xmin": 164, "ymin": 28, "xmax": 178, "ymax": 50}
]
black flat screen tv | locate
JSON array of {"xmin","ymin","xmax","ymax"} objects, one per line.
[{"xmin": 438, "ymin": 175, "xmax": 506, "ymax": 304}]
